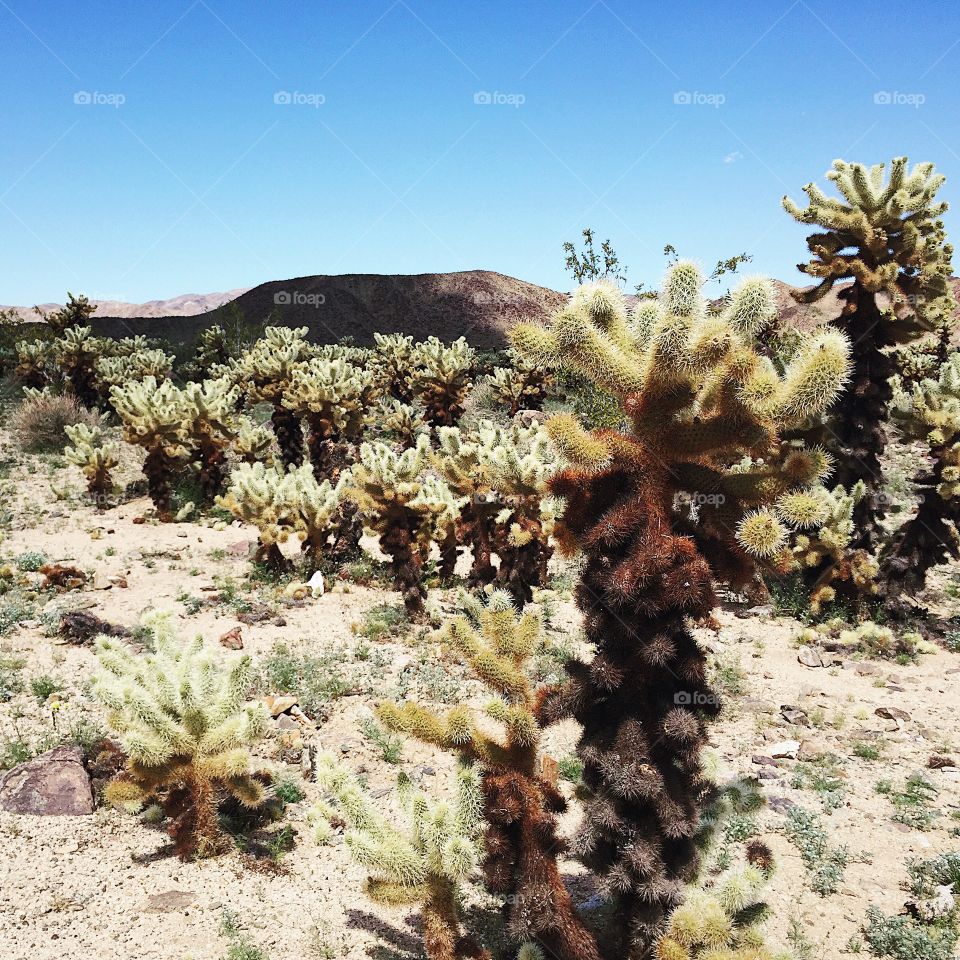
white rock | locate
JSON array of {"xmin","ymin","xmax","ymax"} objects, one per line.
[
  {"xmin": 307, "ymin": 571, "xmax": 325, "ymax": 597},
  {"xmin": 768, "ymin": 740, "xmax": 801, "ymax": 759}
]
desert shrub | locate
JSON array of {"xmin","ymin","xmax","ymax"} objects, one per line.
[{"xmin": 9, "ymin": 393, "xmax": 101, "ymax": 453}]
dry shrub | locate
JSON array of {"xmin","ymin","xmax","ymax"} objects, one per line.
[{"xmin": 9, "ymin": 393, "xmax": 101, "ymax": 453}]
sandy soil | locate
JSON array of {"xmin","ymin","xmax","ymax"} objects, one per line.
[{"xmin": 0, "ymin": 432, "xmax": 958, "ymax": 960}]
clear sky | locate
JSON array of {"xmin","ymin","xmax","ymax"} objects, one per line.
[{"xmin": 2, "ymin": 0, "xmax": 959, "ymax": 305}]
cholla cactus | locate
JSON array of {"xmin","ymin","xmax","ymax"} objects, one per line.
[
  {"xmin": 111, "ymin": 377, "xmax": 188, "ymax": 520},
  {"xmin": 282, "ymin": 357, "xmax": 373, "ymax": 481},
  {"xmin": 777, "ymin": 480, "xmax": 878, "ymax": 614},
  {"xmin": 372, "ymin": 332, "xmax": 416, "ymax": 403},
  {"xmin": 784, "ymin": 157, "xmax": 956, "ymax": 551},
  {"xmin": 512, "ymin": 266, "xmax": 849, "ymax": 952},
  {"xmin": 410, "ymin": 337, "xmax": 476, "ymax": 427},
  {"xmin": 380, "ymin": 593, "xmax": 601, "ymax": 960},
  {"xmin": 232, "ymin": 417, "xmax": 275, "ymax": 464},
  {"xmin": 486, "ymin": 423, "xmax": 560, "ymax": 606},
  {"xmin": 315, "ymin": 755, "xmax": 489, "ymax": 960},
  {"xmin": 217, "ymin": 462, "xmax": 346, "ymax": 574},
  {"xmin": 40, "ymin": 291, "xmax": 97, "ymax": 334},
  {"xmin": 483, "ymin": 350, "xmax": 553, "ymax": 416},
  {"xmin": 94, "ymin": 348, "xmax": 173, "ymax": 391},
  {"xmin": 93, "ymin": 613, "xmax": 269, "ymax": 859},
  {"xmin": 346, "ymin": 436, "xmax": 462, "ymax": 617},
  {"xmin": 232, "ymin": 326, "xmax": 313, "ymax": 467},
  {"xmin": 52, "ymin": 326, "xmax": 100, "ymax": 406},
  {"xmin": 14, "ymin": 339, "xmax": 54, "ymax": 389},
  {"xmin": 64, "ymin": 422, "xmax": 118, "ymax": 499},
  {"xmin": 377, "ymin": 396, "xmax": 430, "ymax": 448},
  {"xmin": 178, "ymin": 379, "xmax": 239, "ymax": 499},
  {"xmin": 217, "ymin": 462, "xmax": 295, "ymax": 571},
  {"xmin": 880, "ymin": 355, "xmax": 960, "ymax": 603}
]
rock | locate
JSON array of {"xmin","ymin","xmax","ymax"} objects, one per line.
[
  {"xmin": 0, "ymin": 746, "xmax": 93, "ymax": 816},
  {"xmin": 741, "ymin": 697, "xmax": 777, "ymax": 715},
  {"xmin": 768, "ymin": 740, "xmax": 801, "ymax": 759},
  {"xmin": 780, "ymin": 705, "xmax": 809, "ymax": 726},
  {"xmin": 798, "ymin": 647, "xmax": 826, "ymax": 668},
  {"xmin": 132, "ymin": 516, "xmax": 146, "ymax": 525},
  {"xmin": 798, "ymin": 739, "xmax": 830, "ymax": 761},
  {"xmin": 228, "ymin": 540, "xmax": 255, "ymax": 557},
  {"xmin": 144, "ymin": 890, "xmax": 195, "ymax": 913},
  {"xmin": 855, "ymin": 662, "xmax": 883, "ymax": 677},
  {"xmin": 262, "ymin": 694, "xmax": 298, "ymax": 717},
  {"xmin": 752, "ymin": 755, "xmax": 778, "ymax": 766},
  {"xmin": 275, "ymin": 715, "xmax": 301, "ymax": 732},
  {"xmin": 768, "ymin": 796, "xmax": 797, "ymax": 814},
  {"xmin": 218, "ymin": 626, "xmax": 244, "ymax": 650},
  {"xmin": 876, "ymin": 706, "xmax": 911, "ymax": 728},
  {"xmin": 745, "ymin": 605, "xmax": 773, "ymax": 618}
]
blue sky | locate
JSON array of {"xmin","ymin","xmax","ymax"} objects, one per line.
[{"xmin": 1, "ymin": 0, "xmax": 959, "ymax": 304}]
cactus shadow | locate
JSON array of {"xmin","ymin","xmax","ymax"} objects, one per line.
[{"xmin": 344, "ymin": 908, "xmax": 422, "ymax": 960}]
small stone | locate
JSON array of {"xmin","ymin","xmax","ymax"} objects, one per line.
[
  {"xmin": 798, "ymin": 739, "xmax": 830, "ymax": 761},
  {"xmin": 132, "ymin": 516, "xmax": 146, "ymax": 525},
  {"xmin": 144, "ymin": 890, "xmax": 195, "ymax": 913},
  {"xmin": 275, "ymin": 715, "xmax": 301, "ymax": 732},
  {"xmin": 741, "ymin": 697, "xmax": 776, "ymax": 715},
  {"xmin": 855, "ymin": 662, "xmax": 883, "ymax": 677},
  {"xmin": 262, "ymin": 694, "xmax": 298, "ymax": 717},
  {"xmin": 780, "ymin": 705, "xmax": 809, "ymax": 726},
  {"xmin": 798, "ymin": 647, "xmax": 825, "ymax": 668},
  {"xmin": 768, "ymin": 796, "xmax": 796, "ymax": 814},
  {"xmin": 218, "ymin": 627, "xmax": 244, "ymax": 650}
]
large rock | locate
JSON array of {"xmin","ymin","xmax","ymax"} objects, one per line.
[{"xmin": 0, "ymin": 745, "xmax": 93, "ymax": 815}]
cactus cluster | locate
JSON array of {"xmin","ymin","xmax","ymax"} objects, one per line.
[
  {"xmin": 379, "ymin": 593, "xmax": 601, "ymax": 960},
  {"xmin": 783, "ymin": 157, "xmax": 956, "ymax": 558},
  {"xmin": 93, "ymin": 613, "xmax": 269, "ymax": 859},
  {"xmin": 315, "ymin": 756, "xmax": 489, "ymax": 960},
  {"xmin": 409, "ymin": 336, "xmax": 476, "ymax": 426},
  {"xmin": 511, "ymin": 265, "xmax": 849, "ymax": 953},
  {"xmin": 481, "ymin": 349, "xmax": 553, "ymax": 416},
  {"xmin": 217, "ymin": 461, "xmax": 347, "ymax": 573}
]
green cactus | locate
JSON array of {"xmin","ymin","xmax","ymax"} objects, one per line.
[
  {"xmin": 377, "ymin": 396, "xmax": 430, "ymax": 449},
  {"xmin": 64, "ymin": 422, "xmax": 118, "ymax": 500},
  {"xmin": 483, "ymin": 349, "xmax": 553, "ymax": 416},
  {"xmin": 410, "ymin": 337, "xmax": 476, "ymax": 427},
  {"xmin": 14, "ymin": 339, "xmax": 54, "ymax": 389},
  {"xmin": 880, "ymin": 354, "xmax": 960, "ymax": 601},
  {"xmin": 232, "ymin": 417, "xmax": 276, "ymax": 464},
  {"xmin": 93, "ymin": 612, "xmax": 269, "ymax": 859},
  {"xmin": 372, "ymin": 332, "xmax": 416, "ymax": 403},
  {"xmin": 379, "ymin": 593, "xmax": 602, "ymax": 960},
  {"xmin": 38, "ymin": 292, "xmax": 97, "ymax": 334},
  {"xmin": 315, "ymin": 755, "xmax": 489, "ymax": 960},
  {"xmin": 52, "ymin": 326, "xmax": 100, "ymax": 406},
  {"xmin": 110, "ymin": 376, "xmax": 188, "ymax": 521},
  {"xmin": 178, "ymin": 379, "xmax": 240, "ymax": 500},
  {"xmin": 783, "ymin": 157, "xmax": 956, "ymax": 554},
  {"xmin": 282, "ymin": 357, "xmax": 373, "ymax": 481},
  {"xmin": 94, "ymin": 348, "xmax": 174, "ymax": 392},
  {"xmin": 346, "ymin": 435, "xmax": 463, "ymax": 617},
  {"xmin": 232, "ymin": 326, "xmax": 313, "ymax": 467},
  {"xmin": 512, "ymin": 266, "xmax": 849, "ymax": 953}
]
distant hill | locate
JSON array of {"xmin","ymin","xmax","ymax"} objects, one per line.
[
  {"xmin": 1, "ymin": 289, "xmax": 248, "ymax": 324},
  {"xmin": 6, "ymin": 273, "xmax": 959, "ymax": 350},
  {"xmin": 86, "ymin": 270, "xmax": 568, "ymax": 351}
]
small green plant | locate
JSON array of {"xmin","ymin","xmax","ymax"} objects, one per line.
[
  {"xmin": 15, "ymin": 551, "xmax": 46, "ymax": 572},
  {"xmin": 884, "ymin": 774, "xmax": 939, "ymax": 830},
  {"xmin": 853, "ymin": 740, "xmax": 882, "ymax": 761},
  {"xmin": 354, "ymin": 602, "xmax": 409, "ymax": 642},
  {"xmin": 29, "ymin": 675, "xmax": 61, "ymax": 704},
  {"xmin": 257, "ymin": 642, "xmax": 353, "ymax": 720},
  {"xmin": 783, "ymin": 805, "xmax": 850, "ymax": 896},
  {"xmin": 0, "ymin": 654, "xmax": 25, "ymax": 701},
  {"xmin": 360, "ymin": 717, "xmax": 403, "ymax": 764},
  {"xmin": 557, "ymin": 755, "xmax": 583, "ymax": 784},
  {"xmin": 791, "ymin": 757, "xmax": 847, "ymax": 812},
  {"xmin": 273, "ymin": 776, "xmax": 305, "ymax": 805},
  {"xmin": 862, "ymin": 907, "xmax": 957, "ymax": 960}
]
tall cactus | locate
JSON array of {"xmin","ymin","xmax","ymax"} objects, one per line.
[
  {"xmin": 881, "ymin": 354, "xmax": 960, "ymax": 602},
  {"xmin": 110, "ymin": 376, "xmax": 188, "ymax": 521},
  {"xmin": 411, "ymin": 337, "xmax": 476, "ymax": 427},
  {"xmin": 783, "ymin": 157, "xmax": 956, "ymax": 551},
  {"xmin": 316, "ymin": 756, "xmax": 489, "ymax": 960},
  {"xmin": 346, "ymin": 436, "xmax": 462, "ymax": 617},
  {"xmin": 64, "ymin": 422, "xmax": 118, "ymax": 500},
  {"xmin": 512, "ymin": 268, "xmax": 849, "ymax": 956},
  {"xmin": 93, "ymin": 614, "xmax": 269, "ymax": 859},
  {"xmin": 179, "ymin": 379, "xmax": 239, "ymax": 499},
  {"xmin": 380, "ymin": 593, "xmax": 602, "ymax": 960}
]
